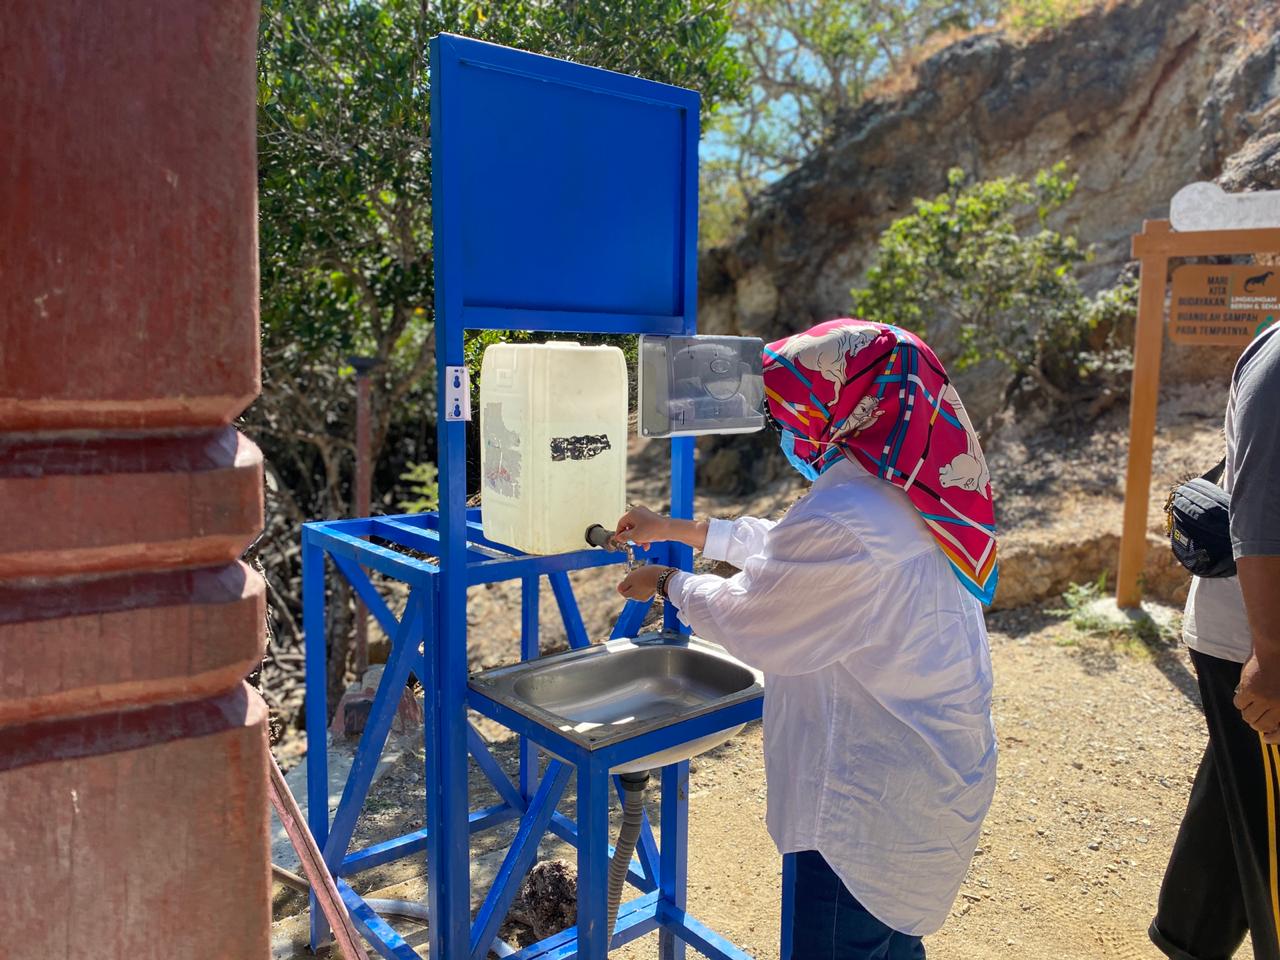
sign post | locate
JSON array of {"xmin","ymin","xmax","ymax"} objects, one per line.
[{"xmin": 1116, "ymin": 218, "xmax": 1280, "ymax": 608}]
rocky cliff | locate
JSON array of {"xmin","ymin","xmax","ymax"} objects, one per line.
[{"xmin": 700, "ymin": 0, "xmax": 1280, "ymax": 345}]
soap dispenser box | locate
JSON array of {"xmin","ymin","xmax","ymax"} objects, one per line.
[
  {"xmin": 479, "ymin": 342, "xmax": 627, "ymax": 555},
  {"xmin": 638, "ymin": 335, "xmax": 766, "ymax": 438}
]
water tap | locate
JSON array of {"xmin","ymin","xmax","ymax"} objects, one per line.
[{"xmin": 585, "ymin": 524, "xmax": 639, "ymax": 570}]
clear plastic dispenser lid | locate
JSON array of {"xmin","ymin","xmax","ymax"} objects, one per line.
[{"xmin": 638, "ymin": 335, "xmax": 766, "ymax": 438}]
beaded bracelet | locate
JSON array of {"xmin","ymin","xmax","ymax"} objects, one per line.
[{"xmin": 655, "ymin": 567, "xmax": 675, "ymax": 601}]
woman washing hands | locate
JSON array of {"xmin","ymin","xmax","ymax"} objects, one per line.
[{"xmin": 616, "ymin": 320, "xmax": 997, "ymax": 960}]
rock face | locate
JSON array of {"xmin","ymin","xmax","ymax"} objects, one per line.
[{"xmin": 700, "ymin": 0, "xmax": 1280, "ymax": 346}]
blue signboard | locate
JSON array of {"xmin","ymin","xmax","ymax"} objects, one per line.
[{"xmin": 431, "ymin": 34, "xmax": 700, "ymax": 334}]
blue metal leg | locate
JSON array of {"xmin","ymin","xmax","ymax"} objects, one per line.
[
  {"xmin": 302, "ymin": 531, "xmax": 332, "ymax": 949},
  {"xmin": 521, "ymin": 575, "xmax": 540, "ymax": 800},
  {"xmin": 321, "ymin": 593, "xmax": 423, "ymax": 868},
  {"xmin": 431, "ymin": 475, "xmax": 473, "ymax": 960},
  {"xmin": 469, "ymin": 761, "xmax": 573, "ymax": 960},
  {"xmin": 658, "ymin": 761, "xmax": 690, "ymax": 960},
  {"xmin": 780, "ymin": 853, "xmax": 797, "ymax": 960},
  {"xmin": 549, "ymin": 571, "xmax": 590, "ymax": 649},
  {"xmin": 576, "ymin": 761, "xmax": 612, "ymax": 958},
  {"xmin": 666, "ymin": 436, "xmax": 695, "ymax": 636}
]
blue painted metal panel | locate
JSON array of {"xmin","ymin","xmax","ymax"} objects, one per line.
[
  {"xmin": 431, "ymin": 34, "xmax": 698, "ymax": 328},
  {"xmin": 462, "ymin": 307, "xmax": 687, "ymax": 335}
]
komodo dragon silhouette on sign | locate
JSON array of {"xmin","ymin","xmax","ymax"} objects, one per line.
[{"xmin": 1245, "ymin": 270, "xmax": 1275, "ymax": 292}]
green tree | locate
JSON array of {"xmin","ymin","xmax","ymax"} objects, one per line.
[
  {"xmin": 254, "ymin": 0, "xmax": 745, "ymax": 511},
  {"xmin": 851, "ymin": 165, "xmax": 1132, "ymax": 414},
  {"xmin": 704, "ymin": 1, "xmax": 1003, "ymax": 211},
  {"xmin": 250, "ymin": 0, "xmax": 746, "ymax": 710}
]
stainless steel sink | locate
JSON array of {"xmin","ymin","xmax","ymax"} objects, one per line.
[{"xmin": 469, "ymin": 633, "xmax": 763, "ymax": 774}]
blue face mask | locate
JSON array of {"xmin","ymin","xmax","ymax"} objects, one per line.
[{"xmin": 779, "ymin": 428, "xmax": 820, "ymax": 482}]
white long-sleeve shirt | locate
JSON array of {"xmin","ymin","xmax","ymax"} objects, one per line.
[{"xmin": 667, "ymin": 458, "xmax": 997, "ymax": 936}]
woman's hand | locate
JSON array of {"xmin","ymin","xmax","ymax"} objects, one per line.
[
  {"xmin": 615, "ymin": 505, "xmax": 670, "ymax": 549},
  {"xmin": 617, "ymin": 564, "xmax": 669, "ymax": 601}
]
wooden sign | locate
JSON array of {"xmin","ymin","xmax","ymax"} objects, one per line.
[
  {"xmin": 1116, "ymin": 217, "xmax": 1280, "ymax": 608},
  {"xmin": 1169, "ymin": 264, "xmax": 1280, "ymax": 346}
]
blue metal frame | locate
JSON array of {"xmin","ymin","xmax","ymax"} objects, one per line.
[{"xmin": 301, "ymin": 33, "xmax": 765, "ymax": 960}]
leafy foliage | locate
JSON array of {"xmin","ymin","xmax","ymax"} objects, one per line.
[
  {"xmin": 701, "ymin": 0, "xmax": 1005, "ymax": 234},
  {"xmin": 701, "ymin": 1, "xmax": 1109, "ymax": 245},
  {"xmin": 397, "ymin": 460, "xmax": 440, "ymax": 513},
  {"xmin": 255, "ymin": 0, "xmax": 745, "ymax": 482},
  {"xmin": 250, "ymin": 0, "xmax": 746, "ymax": 714},
  {"xmin": 851, "ymin": 165, "xmax": 1133, "ymax": 416},
  {"xmin": 1004, "ymin": 0, "xmax": 1096, "ymax": 33},
  {"xmin": 710, "ymin": 1, "xmax": 1001, "ymax": 184}
]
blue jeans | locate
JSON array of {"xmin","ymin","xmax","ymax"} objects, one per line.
[{"xmin": 787, "ymin": 851, "xmax": 925, "ymax": 960}]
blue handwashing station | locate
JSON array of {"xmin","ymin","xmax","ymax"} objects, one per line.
[{"xmin": 301, "ymin": 35, "xmax": 775, "ymax": 960}]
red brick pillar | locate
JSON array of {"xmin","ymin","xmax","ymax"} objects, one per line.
[{"xmin": 1, "ymin": 3, "xmax": 270, "ymax": 956}]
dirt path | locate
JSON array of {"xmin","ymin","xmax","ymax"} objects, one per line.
[
  {"xmin": 623, "ymin": 608, "xmax": 1214, "ymax": 960},
  {"xmin": 273, "ymin": 605, "xmax": 1219, "ymax": 960}
]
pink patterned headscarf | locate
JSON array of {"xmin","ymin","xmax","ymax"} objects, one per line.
[{"xmin": 763, "ymin": 319, "xmax": 998, "ymax": 605}]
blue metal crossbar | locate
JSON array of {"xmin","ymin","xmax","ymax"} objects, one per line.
[
  {"xmin": 470, "ymin": 761, "xmax": 574, "ymax": 960},
  {"xmin": 337, "ymin": 881, "xmax": 421, "ymax": 960}
]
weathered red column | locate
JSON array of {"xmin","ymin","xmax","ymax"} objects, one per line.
[{"xmin": 1, "ymin": 3, "xmax": 270, "ymax": 957}]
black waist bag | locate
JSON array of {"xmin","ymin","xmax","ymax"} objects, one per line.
[{"xmin": 1165, "ymin": 457, "xmax": 1236, "ymax": 579}]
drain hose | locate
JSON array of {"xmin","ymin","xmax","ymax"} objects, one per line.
[{"xmin": 606, "ymin": 772, "xmax": 649, "ymax": 942}]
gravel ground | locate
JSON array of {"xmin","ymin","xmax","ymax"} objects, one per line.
[
  {"xmin": 271, "ymin": 379, "xmax": 1235, "ymax": 958},
  {"xmin": 272, "ymin": 605, "xmax": 1222, "ymax": 959}
]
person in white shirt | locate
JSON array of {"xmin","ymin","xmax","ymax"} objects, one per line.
[{"xmin": 616, "ymin": 320, "xmax": 998, "ymax": 960}]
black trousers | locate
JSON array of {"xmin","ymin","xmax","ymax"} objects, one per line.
[{"xmin": 1152, "ymin": 650, "xmax": 1280, "ymax": 960}]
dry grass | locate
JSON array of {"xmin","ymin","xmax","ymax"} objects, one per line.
[{"xmin": 867, "ymin": 0, "xmax": 1123, "ymax": 103}]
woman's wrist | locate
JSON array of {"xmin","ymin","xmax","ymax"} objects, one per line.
[
  {"xmin": 655, "ymin": 566, "xmax": 677, "ymax": 601},
  {"xmin": 665, "ymin": 518, "xmax": 709, "ymax": 551}
]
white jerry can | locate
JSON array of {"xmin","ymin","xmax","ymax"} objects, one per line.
[{"xmin": 479, "ymin": 341, "xmax": 628, "ymax": 555}]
